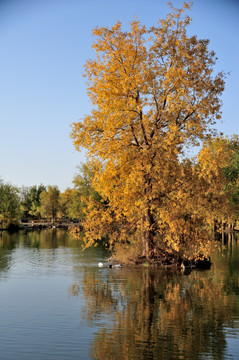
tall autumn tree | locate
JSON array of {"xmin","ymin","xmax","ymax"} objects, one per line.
[{"xmin": 71, "ymin": 3, "xmax": 225, "ymax": 261}]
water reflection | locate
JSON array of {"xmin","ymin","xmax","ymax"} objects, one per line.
[
  {"xmin": 0, "ymin": 230, "xmax": 238, "ymax": 359},
  {"xmin": 70, "ymin": 233, "xmax": 239, "ymax": 360},
  {"xmin": 0, "ymin": 230, "xmax": 69, "ymax": 277},
  {"xmin": 0, "ymin": 229, "xmax": 109, "ymax": 279},
  {"xmin": 0, "ymin": 229, "xmax": 69, "ymax": 250}
]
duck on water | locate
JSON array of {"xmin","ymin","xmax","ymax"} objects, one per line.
[{"xmin": 98, "ymin": 262, "xmax": 123, "ymax": 268}]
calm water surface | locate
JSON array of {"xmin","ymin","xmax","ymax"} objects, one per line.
[{"xmin": 0, "ymin": 229, "xmax": 238, "ymax": 360}]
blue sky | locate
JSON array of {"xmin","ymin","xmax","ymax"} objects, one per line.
[{"xmin": 0, "ymin": 0, "xmax": 238, "ymax": 191}]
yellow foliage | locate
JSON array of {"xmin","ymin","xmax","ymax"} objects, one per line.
[{"xmin": 71, "ymin": 3, "xmax": 228, "ymax": 261}]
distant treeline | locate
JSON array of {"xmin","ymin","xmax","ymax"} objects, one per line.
[{"xmin": 0, "ymin": 164, "xmax": 100, "ymax": 230}]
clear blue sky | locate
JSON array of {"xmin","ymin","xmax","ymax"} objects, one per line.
[{"xmin": 0, "ymin": 0, "xmax": 238, "ymax": 191}]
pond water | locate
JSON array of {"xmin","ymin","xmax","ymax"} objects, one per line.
[{"xmin": 0, "ymin": 229, "xmax": 238, "ymax": 360}]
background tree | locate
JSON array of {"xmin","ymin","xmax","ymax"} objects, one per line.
[
  {"xmin": 71, "ymin": 3, "xmax": 225, "ymax": 261},
  {"xmin": 198, "ymin": 135, "xmax": 239, "ymax": 230},
  {"xmin": 60, "ymin": 187, "xmax": 84, "ymax": 221},
  {"xmin": 60, "ymin": 164, "xmax": 101, "ymax": 221},
  {"xmin": 0, "ymin": 180, "xmax": 21, "ymax": 229},
  {"xmin": 223, "ymin": 145, "xmax": 239, "ymax": 220},
  {"xmin": 40, "ymin": 185, "xmax": 60, "ymax": 224},
  {"xmin": 59, "ymin": 188, "xmax": 74, "ymax": 219},
  {"xmin": 72, "ymin": 163, "xmax": 102, "ymax": 216},
  {"xmin": 20, "ymin": 185, "xmax": 46, "ymax": 220}
]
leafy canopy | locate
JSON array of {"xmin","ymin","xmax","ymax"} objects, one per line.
[{"xmin": 71, "ymin": 3, "xmax": 226, "ymax": 261}]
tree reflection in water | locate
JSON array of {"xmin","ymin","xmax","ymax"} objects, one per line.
[
  {"xmin": 0, "ymin": 230, "xmax": 238, "ymax": 359},
  {"xmin": 70, "ymin": 253, "xmax": 239, "ymax": 360}
]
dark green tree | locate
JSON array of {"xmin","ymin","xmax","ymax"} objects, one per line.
[
  {"xmin": 20, "ymin": 184, "xmax": 46, "ymax": 219},
  {"xmin": 0, "ymin": 180, "xmax": 21, "ymax": 229}
]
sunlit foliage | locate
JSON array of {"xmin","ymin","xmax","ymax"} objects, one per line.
[{"xmin": 71, "ymin": 3, "xmax": 226, "ymax": 261}]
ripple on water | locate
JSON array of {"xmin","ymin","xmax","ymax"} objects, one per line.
[{"xmin": 0, "ymin": 230, "xmax": 239, "ymax": 360}]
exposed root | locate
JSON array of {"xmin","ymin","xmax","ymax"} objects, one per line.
[{"xmin": 134, "ymin": 246, "xmax": 211, "ymax": 270}]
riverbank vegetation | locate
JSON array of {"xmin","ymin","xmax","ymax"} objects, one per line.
[
  {"xmin": 0, "ymin": 164, "xmax": 96, "ymax": 229},
  {"xmin": 0, "ymin": 180, "xmax": 21, "ymax": 230}
]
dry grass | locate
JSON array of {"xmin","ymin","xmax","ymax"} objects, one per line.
[{"xmin": 111, "ymin": 241, "xmax": 144, "ymax": 265}]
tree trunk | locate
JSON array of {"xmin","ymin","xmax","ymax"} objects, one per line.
[
  {"xmin": 52, "ymin": 208, "xmax": 56, "ymax": 225},
  {"xmin": 142, "ymin": 207, "xmax": 155, "ymax": 260},
  {"xmin": 143, "ymin": 270, "xmax": 156, "ymax": 348},
  {"xmin": 144, "ymin": 229, "xmax": 154, "ymax": 260},
  {"xmin": 141, "ymin": 166, "xmax": 156, "ymax": 261}
]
